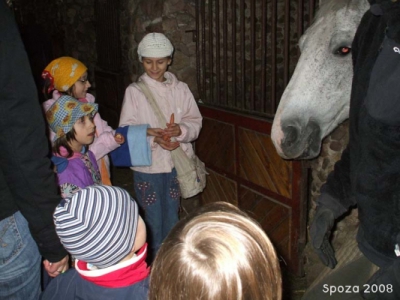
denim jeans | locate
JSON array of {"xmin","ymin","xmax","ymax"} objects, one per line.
[
  {"xmin": 134, "ymin": 169, "xmax": 180, "ymax": 263},
  {"xmin": 0, "ymin": 211, "xmax": 41, "ymax": 300}
]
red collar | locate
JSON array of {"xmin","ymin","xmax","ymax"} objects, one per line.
[{"xmin": 76, "ymin": 244, "xmax": 150, "ymax": 288}]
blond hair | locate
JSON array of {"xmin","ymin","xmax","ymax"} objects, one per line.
[{"xmin": 149, "ymin": 202, "xmax": 282, "ymax": 300}]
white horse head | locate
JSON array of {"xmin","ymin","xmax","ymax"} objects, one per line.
[{"xmin": 271, "ymin": 0, "xmax": 369, "ymax": 159}]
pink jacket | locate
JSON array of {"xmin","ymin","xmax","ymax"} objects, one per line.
[
  {"xmin": 42, "ymin": 91, "xmax": 120, "ymax": 173},
  {"xmin": 119, "ymin": 72, "xmax": 202, "ymax": 174}
]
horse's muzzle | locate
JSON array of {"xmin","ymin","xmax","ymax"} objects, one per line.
[{"xmin": 280, "ymin": 120, "xmax": 321, "ymax": 159}]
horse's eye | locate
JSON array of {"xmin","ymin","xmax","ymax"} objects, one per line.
[{"xmin": 335, "ymin": 46, "xmax": 351, "ymax": 56}]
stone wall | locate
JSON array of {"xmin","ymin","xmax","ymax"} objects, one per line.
[
  {"xmin": 13, "ymin": 0, "xmax": 97, "ymax": 92},
  {"xmin": 61, "ymin": 0, "xmax": 96, "ymax": 83}
]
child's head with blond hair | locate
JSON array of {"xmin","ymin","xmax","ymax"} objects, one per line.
[{"xmin": 149, "ymin": 202, "xmax": 282, "ymax": 300}]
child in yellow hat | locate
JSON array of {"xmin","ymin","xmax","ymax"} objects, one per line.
[{"xmin": 42, "ymin": 57, "xmax": 124, "ymax": 185}]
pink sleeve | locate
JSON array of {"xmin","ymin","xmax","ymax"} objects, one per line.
[
  {"xmin": 175, "ymin": 84, "xmax": 203, "ymax": 143},
  {"xmin": 89, "ymin": 112, "xmax": 119, "ymax": 160},
  {"xmin": 42, "ymin": 99, "xmax": 57, "ymax": 144},
  {"xmin": 119, "ymin": 85, "xmax": 139, "ymax": 127}
]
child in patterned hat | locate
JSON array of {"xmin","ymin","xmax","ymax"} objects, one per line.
[
  {"xmin": 42, "ymin": 57, "xmax": 125, "ymax": 185},
  {"xmin": 40, "ymin": 185, "xmax": 149, "ymax": 300},
  {"xmin": 46, "ymin": 95, "xmax": 101, "ymax": 198}
]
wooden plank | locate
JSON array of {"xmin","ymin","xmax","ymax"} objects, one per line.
[
  {"xmin": 196, "ymin": 118, "xmax": 235, "ymax": 174},
  {"xmin": 239, "ymin": 128, "xmax": 292, "ymax": 198},
  {"xmin": 197, "ymin": 105, "xmax": 307, "ymax": 275},
  {"xmin": 201, "ymin": 169, "xmax": 238, "ymax": 205}
]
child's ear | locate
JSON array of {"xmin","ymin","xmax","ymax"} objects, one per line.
[{"xmin": 68, "ymin": 85, "xmax": 75, "ymax": 97}]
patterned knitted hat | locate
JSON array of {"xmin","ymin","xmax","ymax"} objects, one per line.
[
  {"xmin": 45, "ymin": 95, "xmax": 98, "ymax": 139},
  {"xmin": 54, "ymin": 185, "xmax": 139, "ymax": 269},
  {"xmin": 42, "ymin": 57, "xmax": 87, "ymax": 92},
  {"xmin": 137, "ymin": 33, "xmax": 174, "ymax": 62}
]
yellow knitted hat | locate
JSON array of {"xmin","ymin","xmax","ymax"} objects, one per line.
[{"xmin": 42, "ymin": 57, "xmax": 87, "ymax": 92}]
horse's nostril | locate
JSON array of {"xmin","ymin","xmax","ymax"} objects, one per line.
[{"xmin": 282, "ymin": 126, "xmax": 299, "ymax": 148}]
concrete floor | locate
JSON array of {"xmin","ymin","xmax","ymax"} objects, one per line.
[{"xmin": 111, "ymin": 166, "xmax": 307, "ymax": 300}]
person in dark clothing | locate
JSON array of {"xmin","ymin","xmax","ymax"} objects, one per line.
[
  {"xmin": 0, "ymin": 1, "xmax": 68, "ymax": 299},
  {"xmin": 305, "ymin": 0, "xmax": 400, "ymax": 299}
]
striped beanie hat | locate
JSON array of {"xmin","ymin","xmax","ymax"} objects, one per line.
[
  {"xmin": 54, "ymin": 185, "xmax": 139, "ymax": 269},
  {"xmin": 137, "ymin": 33, "xmax": 174, "ymax": 62}
]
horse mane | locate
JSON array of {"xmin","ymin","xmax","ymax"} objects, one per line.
[{"xmin": 315, "ymin": 0, "xmax": 365, "ymax": 20}]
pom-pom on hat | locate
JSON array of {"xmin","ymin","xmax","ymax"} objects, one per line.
[
  {"xmin": 42, "ymin": 57, "xmax": 87, "ymax": 92},
  {"xmin": 137, "ymin": 32, "xmax": 174, "ymax": 62},
  {"xmin": 46, "ymin": 95, "xmax": 98, "ymax": 139},
  {"xmin": 53, "ymin": 185, "xmax": 139, "ymax": 269}
]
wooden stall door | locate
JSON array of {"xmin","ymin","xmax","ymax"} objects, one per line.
[
  {"xmin": 196, "ymin": 106, "xmax": 308, "ymax": 276},
  {"xmin": 194, "ymin": 0, "xmax": 316, "ymax": 276}
]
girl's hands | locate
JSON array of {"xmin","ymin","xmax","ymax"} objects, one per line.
[
  {"xmin": 164, "ymin": 123, "xmax": 181, "ymax": 138},
  {"xmin": 114, "ymin": 133, "xmax": 125, "ymax": 144},
  {"xmin": 148, "ymin": 123, "xmax": 179, "ymax": 150},
  {"xmin": 147, "ymin": 128, "xmax": 164, "ymax": 137},
  {"xmin": 164, "ymin": 113, "xmax": 181, "ymax": 139},
  {"xmin": 148, "ymin": 114, "xmax": 181, "ymax": 150},
  {"xmin": 154, "ymin": 136, "xmax": 180, "ymax": 151}
]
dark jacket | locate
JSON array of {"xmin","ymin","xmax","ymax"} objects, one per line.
[
  {"xmin": 318, "ymin": 0, "xmax": 400, "ymax": 268},
  {"xmin": 0, "ymin": 1, "xmax": 67, "ymax": 261},
  {"xmin": 40, "ymin": 269, "xmax": 149, "ymax": 300}
]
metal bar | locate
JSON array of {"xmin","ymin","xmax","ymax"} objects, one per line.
[
  {"xmin": 298, "ymin": 0, "xmax": 304, "ymax": 36},
  {"xmin": 201, "ymin": 0, "xmax": 206, "ymax": 101},
  {"xmin": 240, "ymin": 0, "xmax": 245, "ymax": 110},
  {"xmin": 270, "ymin": 0, "xmax": 277, "ymax": 113},
  {"xmin": 283, "ymin": 0, "xmax": 290, "ymax": 87},
  {"xmin": 223, "ymin": 0, "xmax": 228, "ymax": 106},
  {"xmin": 208, "ymin": 0, "xmax": 214, "ymax": 103},
  {"xmin": 195, "ymin": 0, "xmax": 202, "ymax": 99},
  {"xmin": 232, "ymin": 0, "xmax": 237, "ymax": 108},
  {"xmin": 216, "ymin": 0, "xmax": 221, "ymax": 104},
  {"xmin": 309, "ymin": 0, "xmax": 316, "ymax": 24},
  {"xmin": 250, "ymin": 0, "xmax": 256, "ymax": 111},
  {"xmin": 261, "ymin": 0, "xmax": 267, "ymax": 113}
]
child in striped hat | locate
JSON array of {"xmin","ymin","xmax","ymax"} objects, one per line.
[{"xmin": 41, "ymin": 185, "xmax": 149, "ymax": 300}]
